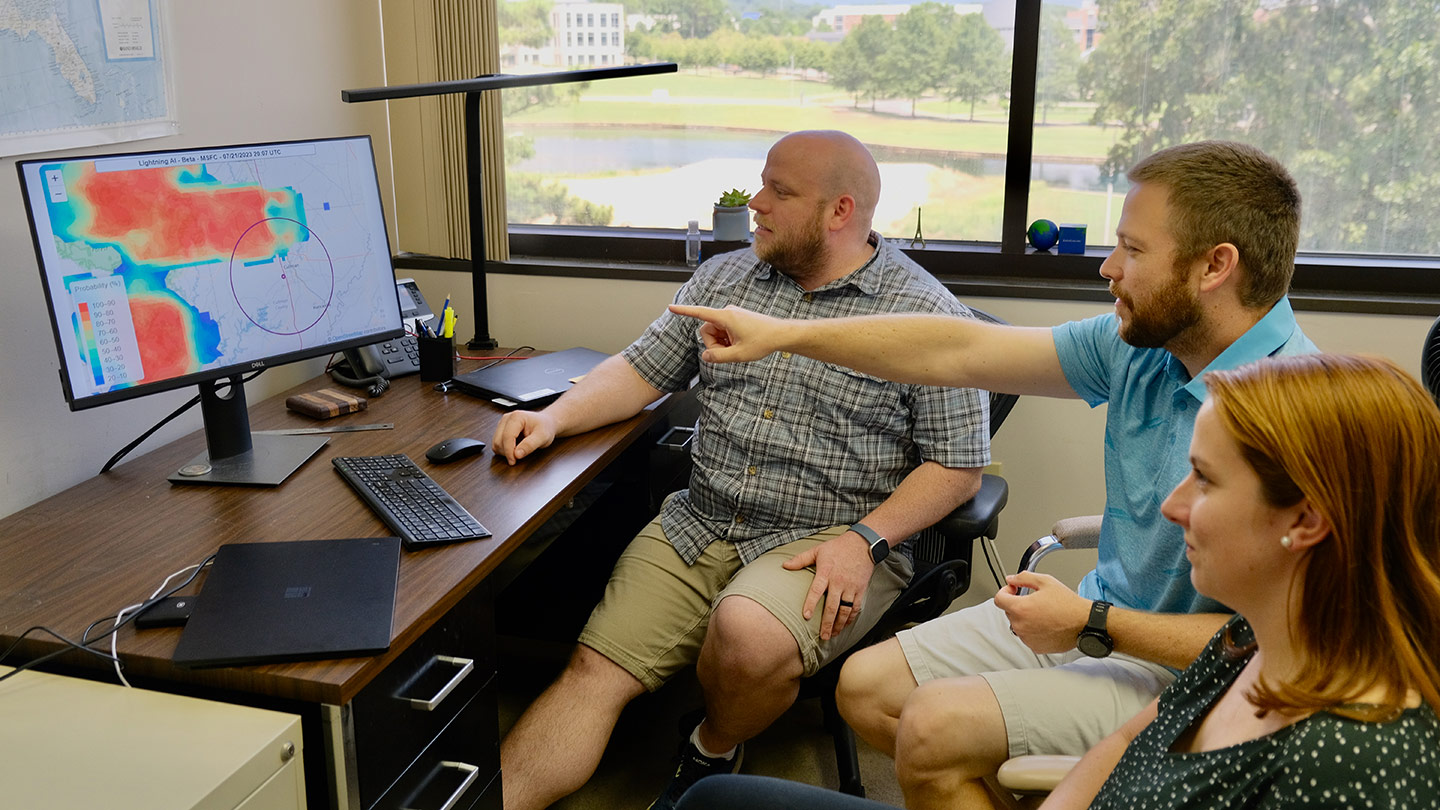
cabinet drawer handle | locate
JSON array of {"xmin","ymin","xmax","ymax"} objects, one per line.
[
  {"xmin": 407, "ymin": 655, "xmax": 474, "ymax": 711},
  {"xmin": 403, "ymin": 760, "xmax": 479, "ymax": 810}
]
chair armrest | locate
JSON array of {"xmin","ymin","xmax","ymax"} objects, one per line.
[
  {"xmin": 1016, "ymin": 514, "xmax": 1102, "ymax": 574},
  {"xmin": 995, "ymin": 755, "xmax": 1082, "ymax": 795},
  {"xmin": 933, "ymin": 474, "xmax": 1009, "ymax": 541}
]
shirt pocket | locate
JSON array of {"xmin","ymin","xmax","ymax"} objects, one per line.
[{"xmin": 809, "ymin": 362, "xmax": 909, "ymax": 437}]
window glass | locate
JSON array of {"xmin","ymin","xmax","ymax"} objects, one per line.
[
  {"xmin": 1030, "ymin": 0, "xmax": 1440, "ymax": 256},
  {"xmin": 499, "ymin": 1, "xmax": 1013, "ymax": 239}
]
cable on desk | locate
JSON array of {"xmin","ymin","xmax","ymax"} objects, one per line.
[
  {"xmin": 455, "ymin": 345, "xmax": 536, "ymax": 369},
  {"xmin": 100, "ymin": 370, "xmax": 266, "ymax": 474},
  {"xmin": 0, "ymin": 553, "xmax": 216, "ymax": 687},
  {"xmin": 95, "ymin": 559, "xmax": 213, "ymax": 687}
]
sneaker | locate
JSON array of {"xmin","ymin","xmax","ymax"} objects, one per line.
[{"xmin": 647, "ymin": 739, "xmax": 744, "ymax": 810}]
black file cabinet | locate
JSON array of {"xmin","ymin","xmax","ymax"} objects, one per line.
[{"xmin": 351, "ymin": 582, "xmax": 500, "ymax": 810}]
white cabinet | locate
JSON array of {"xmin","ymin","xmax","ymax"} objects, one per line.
[{"xmin": 0, "ymin": 667, "xmax": 304, "ymax": 810}]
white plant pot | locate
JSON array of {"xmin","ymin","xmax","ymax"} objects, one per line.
[{"xmin": 713, "ymin": 205, "xmax": 751, "ymax": 242}]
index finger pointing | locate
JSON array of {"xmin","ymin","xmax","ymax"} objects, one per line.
[{"xmin": 668, "ymin": 304, "xmax": 722, "ymax": 322}]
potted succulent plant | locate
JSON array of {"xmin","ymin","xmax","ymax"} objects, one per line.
[{"xmin": 713, "ymin": 188, "xmax": 752, "ymax": 242}]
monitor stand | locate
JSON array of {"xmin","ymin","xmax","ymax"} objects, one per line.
[{"xmin": 168, "ymin": 375, "xmax": 327, "ymax": 487}]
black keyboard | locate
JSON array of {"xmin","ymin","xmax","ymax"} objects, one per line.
[{"xmin": 333, "ymin": 454, "xmax": 491, "ymax": 548}]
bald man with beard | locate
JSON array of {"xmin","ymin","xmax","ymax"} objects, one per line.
[{"xmin": 493, "ymin": 131, "xmax": 991, "ymax": 810}]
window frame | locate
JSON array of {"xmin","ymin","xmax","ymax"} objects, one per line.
[{"xmin": 403, "ymin": 0, "xmax": 1440, "ymax": 316}]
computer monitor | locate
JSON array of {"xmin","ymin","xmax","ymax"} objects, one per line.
[{"xmin": 17, "ymin": 135, "xmax": 404, "ymax": 486}]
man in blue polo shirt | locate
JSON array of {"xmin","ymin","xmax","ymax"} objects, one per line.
[{"xmin": 670, "ymin": 140, "xmax": 1316, "ymax": 808}]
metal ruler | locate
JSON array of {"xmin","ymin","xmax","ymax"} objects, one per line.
[{"xmin": 255, "ymin": 423, "xmax": 395, "ymax": 436}]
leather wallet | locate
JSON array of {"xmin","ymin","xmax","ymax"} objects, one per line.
[{"xmin": 285, "ymin": 388, "xmax": 367, "ymax": 419}]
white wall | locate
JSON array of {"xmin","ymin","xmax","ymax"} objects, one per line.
[
  {"xmin": 0, "ymin": 2, "xmax": 389, "ymax": 518},
  {"xmin": 412, "ymin": 270, "xmax": 1435, "ymax": 603}
]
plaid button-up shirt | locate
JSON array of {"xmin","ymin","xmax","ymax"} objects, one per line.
[{"xmin": 622, "ymin": 235, "xmax": 989, "ymax": 565}]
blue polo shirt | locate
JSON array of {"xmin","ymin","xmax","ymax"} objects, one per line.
[{"xmin": 1052, "ymin": 298, "xmax": 1316, "ymax": 615}]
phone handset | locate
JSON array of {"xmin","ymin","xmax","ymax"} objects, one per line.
[{"xmin": 330, "ymin": 346, "xmax": 391, "ymax": 396}]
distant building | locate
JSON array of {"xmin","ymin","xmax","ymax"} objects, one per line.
[
  {"xmin": 811, "ymin": 3, "xmax": 984, "ymax": 36},
  {"xmin": 501, "ymin": 1, "xmax": 626, "ymax": 69},
  {"xmin": 1065, "ymin": 0, "xmax": 1101, "ymax": 54}
]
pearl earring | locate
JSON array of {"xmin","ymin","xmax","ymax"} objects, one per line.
[{"xmin": 1280, "ymin": 535, "xmax": 1293, "ymax": 549}]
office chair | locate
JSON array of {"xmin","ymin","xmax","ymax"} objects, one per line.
[
  {"xmin": 659, "ymin": 306, "xmax": 1017, "ymax": 797},
  {"xmin": 809, "ymin": 307, "xmax": 1019, "ymax": 797},
  {"xmin": 977, "ymin": 515, "xmax": 1102, "ymax": 804},
  {"xmin": 1423, "ymin": 314, "xmax": 1440, "ymax": 404}
]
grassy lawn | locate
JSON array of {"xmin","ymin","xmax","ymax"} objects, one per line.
[
  {"xmin": 877, "ymin": 171, "xmax": 1119, "ymax": 242},
  {"xmin": 507, "ymin": 71, "xmax": 1117, "ymax": 160},
  {"xmin": 512, "ymin": 101, "xmax": 1116, "ymax": 159}
]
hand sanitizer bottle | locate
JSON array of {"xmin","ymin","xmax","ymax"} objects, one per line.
[{"xmin": 685, "ymin": 220, "xmax": 701, "ymax": 267}]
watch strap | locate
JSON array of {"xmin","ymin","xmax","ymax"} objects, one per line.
[
  {"xmin": 849, "ymin": 522, "xmax": 889, "ymax": 564},
  {"xmin": 1077, "ymin": 600, "xmax": 1114, "ymax": 658}
]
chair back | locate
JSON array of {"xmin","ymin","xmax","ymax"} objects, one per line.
[{"xmin": 1423, "ymin": 315, "xmax": 1440, "ymax": 405}]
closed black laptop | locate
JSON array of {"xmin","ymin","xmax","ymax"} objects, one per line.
[
  {"xmin": 450, "ymin": 346, "xmax": 608, "ymax": 405},
  {"xmin": 172, "ymin": 537, "xmax": 400, "ymax": 668}
]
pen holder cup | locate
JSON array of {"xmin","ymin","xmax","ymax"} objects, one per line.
[{"xmin": 418, "ymin": 335, "xmax": 456, "ymax": 382}]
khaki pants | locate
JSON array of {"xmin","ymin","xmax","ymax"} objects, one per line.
[{"xmin": 579, "ymin": 515, "xmax": 914, "ymax": 691}]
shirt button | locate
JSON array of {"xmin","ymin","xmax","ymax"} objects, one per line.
[
  {"xmin": 802, "ymin": 293, "xmax": 814, "ymax": 303},
  {"xmin": 747, "ymin": 465, "xmax": 757, "ymax": 475},
  {"xmin": 735, "ymin": 515, "xmax": 746, "ymax": 524},
  {"xmin": 763, "ymin": 408, "xmax": 774, "ymax": 419},
  {"xmin": 781, "ymin": 352, "xmax": 792, "ymax": 359}
]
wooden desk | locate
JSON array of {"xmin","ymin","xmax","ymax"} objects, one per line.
[{"xmin": 0, "ymin": 359, "xmax": 681, "ymax": 810}]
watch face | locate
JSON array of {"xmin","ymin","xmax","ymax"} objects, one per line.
[
  {"xmin": 869, "ymin": 538, "xmax": 889, "ymax": 564},
  {"xmin": 1077, "ymin": 632, "xmax": 1113, "ymax": 658}
]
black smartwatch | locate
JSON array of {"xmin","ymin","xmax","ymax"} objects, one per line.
[
  {"xmin": 849, "ymin": 522, "xmax": 890, "ymax": 565},
  {"xmin": 1076, "ymin": 600, "xmax": 1114, "ymax": 658}
]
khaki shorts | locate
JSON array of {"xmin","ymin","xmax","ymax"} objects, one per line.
[
  {"xmin": 898, "ymin": 599, "xmax": 1176, "ymax": 758},
  {"xmin": 579, "ymin": 515, "xmax": 914, "ymax": 691}
]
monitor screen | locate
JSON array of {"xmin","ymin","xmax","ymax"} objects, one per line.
[{"xmin": 17, "ymin": 135, "xmax": 404, "ymax": 411}]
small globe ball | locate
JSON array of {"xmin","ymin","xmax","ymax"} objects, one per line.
[{"xmin": 1027, "ymin": 219, "xmax": 1059, "ymax": 251}]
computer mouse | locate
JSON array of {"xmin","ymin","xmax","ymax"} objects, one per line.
[{"xmin": 425, "ymin": 437, "xmax": 487, "ymax": 464}]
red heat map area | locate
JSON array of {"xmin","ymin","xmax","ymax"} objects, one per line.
[
  {"xmin": 129, "ymin": 293, "xmax": 196, "ymax": 379},
  {"xmin": 71, "ymin": 165, "xmax": 297, "ymax": 265}
]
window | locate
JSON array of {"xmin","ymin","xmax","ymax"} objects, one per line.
[
  {"xmin": 1028, "ymin": 1, "xmax": 1440, "ymax": 257},
  {"xmin": 612, "ymin": 13, "xmax": 619, "ymax": 28},
  {"xmin": 501, "ymin": 4, "xmax": 1013, "ymax": 239},
  {"xmin": 587, "ymin": 13, "xmax": 594, "ymax": 27},
  {"xmin": 587, "ymin": 32, "xmax": 593, "ymax": 47},
  {"xmin": 482, "ymin": 1, "xmax": 1439, "ymax": 308}
]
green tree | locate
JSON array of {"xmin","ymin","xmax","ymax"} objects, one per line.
[
  {"xmin": 1035, "ymin": 5, "xmax": 1082, "ymax": 124},
  {"xmin": 944, "ymin": 11, "xmax": 1008, "ymax": 120},
  {"xmin": 1086, "ymin": 0, "xmax": 1440, "ymax": 254},
  {"xmin": 829, "ymin": 15, "xmax": 894, "ymax": 109},
  {"xmin": 498, "ymin": 0, "xmax": 553, "ymax": 48},
  {"xmin": 648, "ymin": 0, "xmax": 730, "ymax": 39},
  {"xmin": 881, "ymin": 3, "xmax": 960, "ymax": 116},
  {"xmin": 503, "ymin": 135, "xmax": 613, "ymax": 226},
  {"xmin": 737, "ymin": 36, "xmax": 786, "ymax": 74}
]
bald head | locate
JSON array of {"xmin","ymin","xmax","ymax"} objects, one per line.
[{"xmin": 769, "ymin": 130, "xmax": 881, "ymax": 233}]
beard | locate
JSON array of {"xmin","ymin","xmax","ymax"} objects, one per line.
[
  {"xmin": 1114, "ymin": 264, "xmax": 1203, "ymax": 349},
  {"xmin": 755, "ymin": 204, "xmax": 830, "ymax": 284}
]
